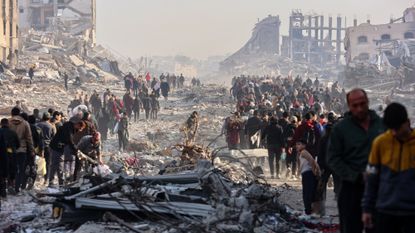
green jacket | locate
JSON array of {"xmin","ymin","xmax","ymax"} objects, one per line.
[{"xmin": 327, "ymin": 110, "xmax": 385, "ymax": 182}]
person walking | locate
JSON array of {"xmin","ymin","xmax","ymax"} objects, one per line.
[
  {"xmin": 327, "ymin": 88, "xmax": 384, "ymax": 233},
  {"xmin": 362, "ymin": 103, "xmax": 415, "ymax": 233},
  {"xmin": 117, "ymin": 113, "xmax": 129, "ymax": 151},
  {"xmin": 9, "ymin": 108, "xmax": 33, "ymax": 194},
  {"xmin": 296, "ymin": 139, "xmax": 320, "ymax": 216},
  {"xmin": 261, "ymin": 117, "xmax": 284, "ymax": 179}
]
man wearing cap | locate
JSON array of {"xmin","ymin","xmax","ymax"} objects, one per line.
[
  {"xmin": 49, "ymin": 116, "xmax": 84, "ymax": 187},
  {"xmin": 37, "ymin": 112, "xmax": 56, "ymax": 183}
]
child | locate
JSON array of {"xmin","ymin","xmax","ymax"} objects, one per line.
[{"xmin": 296, "ymin": 139, "xmax": 320, "ymax": 216}]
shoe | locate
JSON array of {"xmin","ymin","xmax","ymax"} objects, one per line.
[
  {"xmin": 270, "ymin": 175, "xmax": 275, "ymax": 179},
  {"xmin": 276, "ymin": 174, "xmax": 280, "ymax": 179}
]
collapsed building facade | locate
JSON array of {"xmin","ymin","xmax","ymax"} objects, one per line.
[
  {"xmin": 343, "ymin": 7, "xmax": 415, "ymax": 87},
  {"xmin": 220, "ymin": 15, "xmax": 281, "ymax": 75},
  {"xmin": 18, "ymin": 0, "xmax": 96, "ymax": 45},
  {"xmin": 0, "ymin": 0, "xmax": 19, "ymax": 66},
  {"xmin": 281, "ymin": 10, "xmax": 346, "ymax": 66},
  {"xmin": 220, "ymin": 11, "xmax": 347, "ymax": 78}
]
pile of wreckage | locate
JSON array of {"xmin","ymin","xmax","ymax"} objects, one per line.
[
  {"xmin": 343, "ymin": 39, "xmax": 415, "ymax": 90},
  {"xmin": 9, "ymin": 146, "xmax": 339, "ymax": 233},
  {"xmin": 0, "ymin": 27, "xmax": 140, "ymax": 86}
]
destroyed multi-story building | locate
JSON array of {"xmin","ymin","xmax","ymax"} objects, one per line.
[
  {"xmin": 0, "ymin": 0, "xmax": 19, "ymax": 66},
  {"xmin": 344, "ymin": 7, "xmax": 415, "ymax": 64},
  {"xmin": 220, "ymin": 15, "xmax": 281, "ymax": 74},
  {"xmin": 19, "ymin": 0, "xmax": 96, "ymax": 45},
  {"xmin": 281, "ymin": 10, "xmax": 346, "ymax": 66}
]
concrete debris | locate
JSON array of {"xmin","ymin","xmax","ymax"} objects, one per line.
[{"xmin": 27, "ymin": 161, "xmax": 336, "ymax": 233}]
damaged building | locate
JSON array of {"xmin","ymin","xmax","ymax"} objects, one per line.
[
  {"xmin": 19, "ymin": 0, "xmax": 96, "ymax": 45},
  {"xmin": 345, "ymin": 7, "xmax": 415, "ymax": 63},
  {"xmin": 343, "ymin": 7, "xmax": 415, "ymax": 86},
  {"xmin": 0, "ymin": 0, "xmax": 19, "ymax": 67},
  {"xmin": 221, "ymin": 11, "xmax": 347, "ymax": 77},
  {"xmin": 281, "ymin": 10, "xmax": 346, "ymax": 66},
  {"xmin": 220, "ymin": 15, "xmax": 281, "ymax": 74}
]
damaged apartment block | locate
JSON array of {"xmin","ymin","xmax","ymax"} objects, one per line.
[
  {"xmin": 0, "ymin": 0, "xmax": 19, "ymax": 68},
  {"xmin": 19, "ymin": 0, "xmax": 96, "ymax": 45}
]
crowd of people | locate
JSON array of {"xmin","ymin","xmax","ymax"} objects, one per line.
[
  {"xmin": 0, "ymin": 105, "xmax": 102, "ymax": 200},
  {"xmin": 0, "ymin": 71, "xmax": 193, "ymax": 199},
  {"xmin": 223, "ymin": 74, "xmax": 415, "ymax": 232}
]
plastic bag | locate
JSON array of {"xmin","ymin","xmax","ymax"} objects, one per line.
[
  {"xmin": 113, "ymin": 122, "xmax": 119, "ymax": 133},
  {"xmin": 36, "ymin": 156, "xmax": 47, "ymax": 176},
  {"xmin": 93, "ymin": 165, "xmax": 113, "ymax": 177},
  {"xmin": 281, "ymin": 151, "xmax": 287, "ymax": 161}
]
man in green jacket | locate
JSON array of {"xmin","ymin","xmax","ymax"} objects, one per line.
[{"xmin": 327, "ymin": 88, "xmax": 384, "ymax": 233}]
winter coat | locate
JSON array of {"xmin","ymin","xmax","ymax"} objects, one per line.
[{"xmin": 9, "ymin": 115, "xmax": 33, "ymax": 153}]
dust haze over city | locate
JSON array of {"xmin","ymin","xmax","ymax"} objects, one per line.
[{"xmin": 1, "ymin": 0, "xmax": 415, "ymax": 232}]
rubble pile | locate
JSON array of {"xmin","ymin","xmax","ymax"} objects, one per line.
[{"xmin": 17, "ymin": 161, "xmax": 336, "ymax": 233}]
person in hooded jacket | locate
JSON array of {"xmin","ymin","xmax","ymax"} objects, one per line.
[
  {"xmin": 160, "ymin": 80, "xmax": 170, "ymax": 101},
  {"xmin": 9, "ymin": 108, "xmax": 33, "ymax": 193}
]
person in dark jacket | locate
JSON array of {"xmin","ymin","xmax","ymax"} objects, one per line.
[
  {"xmin": 0, "ymin": 123, "xmax": 9, "ymax": 197},
  {"xmin": 97, "ymin": 108, "xmax": 110, "ymax": 141},
  {"xmin": 118, "ymin": 113, "xmax": 129, "ymax": 151},
  {"xmin": 285, "ymin": 116, "xmax": 299, "ymax": 179},
  {"xmin": 23, "ymin": 115, "xmax": 43, "ymax": 190},
  {"xmin": 28, "ymin": 66, "xmax": 34, "ymax": 84},
  {"xmin": 262, "ymin": 117, "xmax": 285, "ymax": 179},
  {"xmin": 160, "ymin": 80, "xmax": 170, "ymax": 100},
  {"xmin": 49, "ymin": 116, "xmax": 84, "ymax": 187},
  {"xmin": 245, "ymin": 110, "xmax": 263, "ymax": 149},
  {"xmin": 132, "ymin": 95, "xmax": 142, "ymax": 122},
  {"xmin": 150, "ymin": 93, "xmax": 160, "ymax": 120},
  {"xmin": 142, "ymin": 93, "xmax": 151, "ymax": 120},
  {"xmin": 315, "ymin": 122, "xmax": 339, "ymax": 215},
  {"xmin": 0, "ymin": 119, "xmax": 20, "ymax": 196},
  {"xmin": 327, "ymin": 88, "xmax": 384, "ymax": 233},
  {"xmin": 37, "ymin": 112, "xmax": 56, "ymax": 183}
]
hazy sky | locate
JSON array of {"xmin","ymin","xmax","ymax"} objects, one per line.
[{"xmin": 96, "ymin": 0, "xmax": 413, "ymax": 59}]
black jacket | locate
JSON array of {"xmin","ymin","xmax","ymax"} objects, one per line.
[
  {"xmin": 1, "ymin": 127, "xmax": 20, "ymax": 154},
  {"xmin": 50, "ymin": 122, "xmax": 77, "ymax": 153},
  {"xmin": 245, "ymin": 116, "xmax": 262, "ymax": 136},
  {"xmin": 30, "ymin": 124, "xmax": 44, "ymax": 151},
  {"xmin": 262, "ymin": 123, "xmax": 284, "ymax": 149},
  {"xmin": 0, "ymin": 129, "xmax": 7, "ymax": 177}
]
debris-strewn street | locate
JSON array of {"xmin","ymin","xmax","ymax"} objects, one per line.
[
  {"xmin": 0, "ymin": 82, "xmax": 340, "ymax": 232},
  {"xmin": 0, "ymin": 1, "xmax": 414, "ymax": 233}
]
